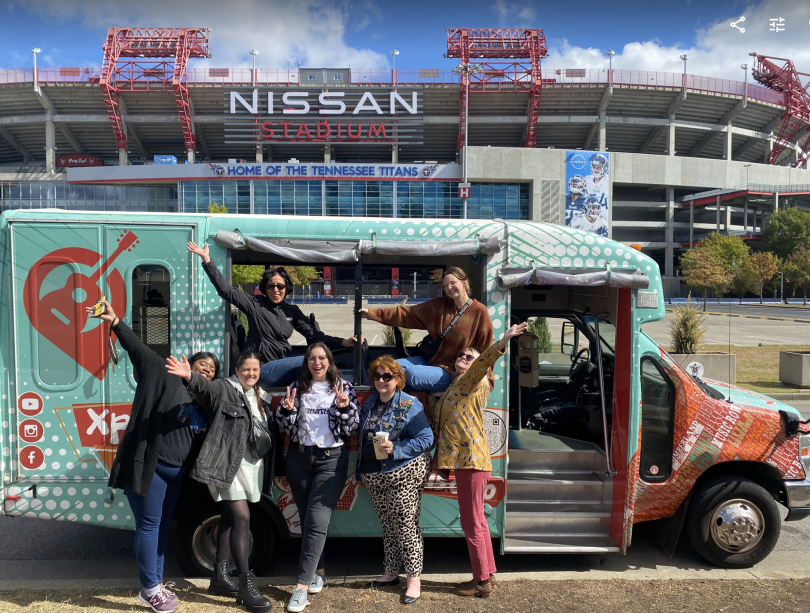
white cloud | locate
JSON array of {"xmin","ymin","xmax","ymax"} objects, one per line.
[
  {"xmin": 491, "ymin": 0, "xmax": 536, "ymax": 27},
  {"xmin": 10, "ymin": 0, "xmax": 390, "ymax": 69},
  {"xmin": 544, "ymin": 0, "xmax": 810, "ymax": 80}
]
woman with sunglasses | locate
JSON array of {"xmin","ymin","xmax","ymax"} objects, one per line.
[
  {"xmin": 92, "ymin": 300, "xmax": 220, "ymax": 613},
  {"xmin": 430, "ymin": 321, "xmax": 528, "ymax": 599},
  {"xmin": 359, "ymin": 266, "xmax": 492, "ymax": 391},
  {"xmin": 356, "ymin": 357, "xmax": 434, "ymax": 605},
  {"xmin": 275, "ymin": 342, "xmax": 360, "ymax": 613},
  {"xmin": 188, "ymin": 241, "xmax": 360, "ymax": 388}
]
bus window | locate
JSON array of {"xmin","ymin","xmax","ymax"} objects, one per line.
[
  {"xmin": 640, "ymin": 357, "xmax": 675, "ymax": 482},
  {"xmin": 131, "ymin": 265, "xmax": 171, "ymax": 359}
]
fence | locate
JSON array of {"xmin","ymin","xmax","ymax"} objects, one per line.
[{"xmin": 0, "ymin": 66, "xmax": 785, "ymax": 105}]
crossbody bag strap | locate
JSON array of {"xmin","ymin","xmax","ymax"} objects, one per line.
[{"xmin": 439, "ymin": 298, "xmax": 473, "ymax": 340}]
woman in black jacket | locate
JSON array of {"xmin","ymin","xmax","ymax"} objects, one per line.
[
  {"xmin": 166, "ymin": 350, "xmax": 274, "ymax": 613},
  {"xmin": 98, "ymin": 301, "xmax": 219, "ymax": 613},
  {"xmin": 188, "ymin": 240, "xmax": 359, "ymax": 388}
]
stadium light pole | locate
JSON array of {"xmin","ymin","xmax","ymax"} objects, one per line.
[
  {"xmin": 605, "ymin": 49, "xmax": 615, "ymax": 86},
  {"xmin": 741, "ymin": 63, "xmax": 748, "ymax": 101},
  {"xmin": 31, "ymin": 47, "xmax": 41, "ymax": 92},
  {"xmin": 679, "ymin": 54, "xmax": 688, "ymax": 90},
  {"xmin": 249, "ymin": 49, "xmax": 259, "ymax": 86},
  {"xmin": 390, "ymin": 49, "xmax": 399, "ymax": 85},
  {"xmin": 453, "ymin": 62, "xmax": 483, "ymax": 218}
]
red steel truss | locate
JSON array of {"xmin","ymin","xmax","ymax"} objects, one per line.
[
  {"xmin": 446, "ymin": 28, "xmax": 547, "ymax": 150},
  {"xmin": 100, "ymin": 27, "xmax": 211, "ymax": 154},
  {"xmin": 751, "ymin": 54, "xmax": 810, "ymax": 168}
]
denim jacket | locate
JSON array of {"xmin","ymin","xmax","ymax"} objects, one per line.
[{"xmin": 355, "ymin": 390, "xmax": 434, "ymax": 481}]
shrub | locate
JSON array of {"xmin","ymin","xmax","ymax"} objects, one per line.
[
  {"xmin": 669, "ymin": 294, "xmax": 706, "ymax": 354},
  {"xmin": 528, "ymin": 317, "xmax": 552, "ymax": 352},
  {"xmin": 382, "ymin": 326, "xmax": 413, "ymax": 346}
]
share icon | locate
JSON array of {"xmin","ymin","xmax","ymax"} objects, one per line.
[{"xmin": 731, "ymin": 16, "xmax": 745, "ymax": 33}]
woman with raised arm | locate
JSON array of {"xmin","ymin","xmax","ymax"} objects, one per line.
[
  {"xmin": 431, "ymin": 321, "xmax": 528, "ymax": 599},
  {"xmin": 358, "ymin": 266, "xmax": 493, "ymax": 391},
  {"xmin": 356, "ymin": 356, "xmax": 434, "ymax": 606},
  {"xmin": 188, "ymin": 240, "xmax": 360, "ymax": 388},
  {"xmin": 165, "ymin": 350, "xmax": 274, "ymax": 613},
  {"xmin": 93, "ymin": 301, "xmax": 219, "ymax": 613},
  {"xmin": 274, "ymin": 342, "xmax": 360, "ymax": 613}
]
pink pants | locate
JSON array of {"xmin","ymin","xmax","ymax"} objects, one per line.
[{"xmin": 455, "ymin": 469, "xmax": 497, "ymax": 581}]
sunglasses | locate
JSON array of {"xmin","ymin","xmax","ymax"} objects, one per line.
[
  {"xmin": 457, "ymin": 352, "xmax": 475, "ymax": 363},
  {"xmin": 372, "ymin": 372, "xmax": 395, "ymax": 382},
  {"xmin": 267, "ymin": 283, "xmax": 287, "ymax": 291}
]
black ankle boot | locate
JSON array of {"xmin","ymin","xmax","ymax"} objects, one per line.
[
  {"xmin": 237, "ymin": 572, "xmax": 272, "ymax": 612},
  {"xmin": 209, "ymin": 560, "xmax": 239, "ymax": 596}
]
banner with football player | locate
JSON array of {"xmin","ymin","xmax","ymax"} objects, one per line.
[{"xmin": 565, "ymin": 151, "xmax": 609, "ymax": 237}]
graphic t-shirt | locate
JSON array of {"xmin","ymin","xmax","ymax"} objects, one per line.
[{"xmin": 301, "ymin": 381, "xmax": 341, "ymax": 448}]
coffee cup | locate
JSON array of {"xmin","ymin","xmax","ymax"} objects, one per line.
[{"xmin": 373, "ymin": 431, "xmax": 389, "ymax": 460}]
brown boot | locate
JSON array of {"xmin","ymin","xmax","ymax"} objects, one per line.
[
  {"xmin": 456, "ymin": 576, "xmax": 497, "ymax": 591},
  {"xmin": 454, "ymin": 580, "xmax": 493, "ymax": 598}
]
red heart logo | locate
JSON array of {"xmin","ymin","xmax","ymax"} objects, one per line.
[{"xmin": 23, "ymin": 232, "xmax": 137, "ymax": 381}]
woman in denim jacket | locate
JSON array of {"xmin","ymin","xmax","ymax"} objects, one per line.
[
  {"xmin": 275, "ymin": 342, "xmax": 360, "ymax": 613},
  {"xmin": 356, "ymin": 356, "xmax": 434, "ymax": 606}
]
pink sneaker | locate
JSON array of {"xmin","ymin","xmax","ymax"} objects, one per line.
[
  {"xmin": 162, "ymin": 582, "xmax": 179, "ymax": 603},
  {"xmin": 138, "ymin": 587, "xmax": 179, "ymax": 612}
]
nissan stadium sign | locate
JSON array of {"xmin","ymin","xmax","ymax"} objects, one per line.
[{"xmin": 224, "ymin": 88, "xmax": 424, "ymax": 145}]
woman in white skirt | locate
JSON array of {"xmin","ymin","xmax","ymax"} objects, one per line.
[{"xmin": 166, "ymin": 350, "xmax": 274, "ymax": 613}]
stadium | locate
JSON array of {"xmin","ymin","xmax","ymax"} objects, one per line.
[{"xmin": 1, "ymin": 27, "xmax": 809, "ymax": 296}]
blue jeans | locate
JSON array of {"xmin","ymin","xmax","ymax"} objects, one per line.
[
  {"xmin": 124, "ymin": 460, "xmax": 186, "ymax": 589},
  {"xmin": 396, "ymin": 356, "xmax": 452, "ymax": 392},
  {"xmin": 259, "ymin": 355, "xmax": 305, "ymax": 388}
]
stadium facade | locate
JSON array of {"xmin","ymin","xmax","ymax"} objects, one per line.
[{"xmin": 1, "ymin": 28, "xmax": 810, "ymax": 296}]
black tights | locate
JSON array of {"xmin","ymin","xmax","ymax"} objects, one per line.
[{"xmin": 216, "ymin": 499, "xmax": 251, "ymax": 574}]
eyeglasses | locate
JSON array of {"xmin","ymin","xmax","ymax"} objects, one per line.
[
  {"xmin": 456, "ymin": 352, "xmax": 475, "ymax": 363},
  {"xmin": 267, "ymin": 283, "xmax": 286, "ymax": 291},
  {"xmin": 372, "ymin": 372, "xmax": 395, "ymax": 382},
  {"xmin": 308, "ymin": 355, "xmax": 328, "ymax": 363}
]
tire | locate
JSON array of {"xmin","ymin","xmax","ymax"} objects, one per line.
[
  {"xmin": 174, "ymin": 504, "xmax": 278, "ymax": 577},
  {"xmin": 686, "ymin": 476, "xmax": 781, "ymax": 568}
]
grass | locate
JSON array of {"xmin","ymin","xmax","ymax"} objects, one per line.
[{"xmin": 704, "ymin": 344, "xmax": 810, "ymax": 393}]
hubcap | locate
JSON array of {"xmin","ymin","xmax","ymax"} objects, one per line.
[
  {"xmin": 709, "ymin": 498, "xmax": 764, "ymax": 554},
  {"xmin": 191, "ymin": 515, "xmax": 255, "ymax": 573}
]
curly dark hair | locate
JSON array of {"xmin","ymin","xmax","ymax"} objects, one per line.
[
  {"xmin": 297, "ymin": 342, "xmax": 342, "ymax": 394},
  {"xmin": 189, "ymin": 351, "xmax": 221, "ymax": 380},
  {"xmin": 259, "ymin": 267, "xmax": 293, "ymax": 296}
]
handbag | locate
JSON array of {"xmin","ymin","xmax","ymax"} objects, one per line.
[
  {"xmin": 250, "ymin": 415, "xmax": 274, "ymax": 457},
  {"xmin": 415, "ymin": 298, "xmax": 473, "ymax": 362},
  {"xmin": 245, "ymin": 394, "xmax": 273, "ymax": 457}
]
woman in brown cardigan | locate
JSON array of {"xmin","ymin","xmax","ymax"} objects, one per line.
[{"xmin": 359, "ymin": 267, "xmax": 493, "ymax": 391}]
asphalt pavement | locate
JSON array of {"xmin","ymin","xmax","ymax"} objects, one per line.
[{"xmin": 4, "ymin": 511, "xmax": 810, "ymax": 590}]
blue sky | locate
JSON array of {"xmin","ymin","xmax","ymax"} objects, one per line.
[{"xmin": 0, "ymin": 0, "xmax": 807, "ymax": 78}]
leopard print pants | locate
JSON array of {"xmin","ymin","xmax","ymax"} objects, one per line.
[{"xmin": 363, "ymin": 453, "xmax": 432, "ymax": 577}]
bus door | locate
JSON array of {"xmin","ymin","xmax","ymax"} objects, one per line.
[{"xmin": 9, "ymin": 221, "xmax": 194, "ymax": 525}]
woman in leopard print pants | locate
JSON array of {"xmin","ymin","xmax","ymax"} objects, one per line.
[{"xmin": 356, "ymin": 356, "xmax": 434, "ymax": 606}]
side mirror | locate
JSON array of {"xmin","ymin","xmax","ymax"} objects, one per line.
[{"xmin": 561, "ymin": 321, "xmax": 578, "ymax": 357}]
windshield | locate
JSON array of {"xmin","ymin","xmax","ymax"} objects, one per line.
[{"xmin": 583, "ymin": 316, "xmax": 615, "ymax": 354}]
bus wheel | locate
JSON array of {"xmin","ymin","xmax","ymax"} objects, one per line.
[
  {"xmin": 686, "ymin": 476, "xmax": 780, "ymax": 568},
  {"xmin": 174, "ymin": 507, "xmax": 277, "ymax": 577}
]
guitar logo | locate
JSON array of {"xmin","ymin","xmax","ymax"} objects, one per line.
[{"xmin": 23, "ymin": 231, "xmax": 139, "ymax": 380}]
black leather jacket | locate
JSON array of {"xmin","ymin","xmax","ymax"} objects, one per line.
[
  {"xmin": 185, "ymin": 372, "xmax": 279, "ymax": 490},
  {"xmin": 202, "ymin": 259, "xmax": 343, "ymax": 362}
]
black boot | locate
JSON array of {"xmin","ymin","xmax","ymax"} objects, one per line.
[
  {"xmin": 236, "ymin": 572, "xmax": 272, "ymax": 612},
  {"xmin": 209, "ymin": 560, "xmax": 239, "ymax": 597}
]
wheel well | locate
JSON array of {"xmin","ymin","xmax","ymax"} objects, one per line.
[
  {"xmin": 254, "ymin": 497, "xmax": 290, "ymax": 539},
  {"xmin": 171, "ymin": 477, "xmax": 290, "ymax": 539},
  {"xmin": 692, "ymin": 461, "xmax": 786, "ymax": 506}
]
